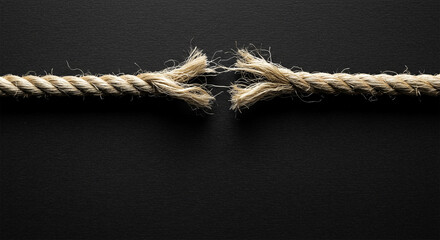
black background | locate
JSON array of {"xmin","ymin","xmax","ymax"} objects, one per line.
[{"xmin": 1, "ymin": 0, "xmax": 439, "ymax": 239}]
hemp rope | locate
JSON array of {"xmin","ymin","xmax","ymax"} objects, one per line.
[
  {"xmin": 230, "ymin": 49, "xmax": 440, "ymax": 110},
  {"xmin": 0, "ymin": 48, "xmax": 215, "ymax": 109}
]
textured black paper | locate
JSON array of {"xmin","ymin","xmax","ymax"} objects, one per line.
[{"xmin": 1, "ymin": 0, "xmax": 439, "ymax": 239}]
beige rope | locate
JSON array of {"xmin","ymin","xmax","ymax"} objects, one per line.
[
  {"xmin": 0, "ymin": 48, "xmax": 215, "ymax": 109},
  {"xmin": 230, "ymin": 49, "xmax": 440, "ymax": 110}
]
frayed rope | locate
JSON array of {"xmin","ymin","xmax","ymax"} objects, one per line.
[
  {"xmin": 2, "ymin": 47, "xmax": 439, "ymax": 111},
  {"xmin": 229, "ymin": 49, "xmax": 440, "ymax": 110},
  {"xmin": 0, "ymin": 48, "xmax": 216, "ymax": 109}
]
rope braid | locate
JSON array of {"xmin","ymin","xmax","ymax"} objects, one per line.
[
  {"xmin": 0, "ymin": 48, "xmax": 215, "ymax": 109},
  {"xmin": 230, "ymin": 49, "xmax": 440, "ymax": 110}
]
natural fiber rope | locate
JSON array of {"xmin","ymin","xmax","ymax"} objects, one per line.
[
  {"xmin": 230, "ymin": 49, "xmax": 440, "ymax": 110},
  {"xmin": 0, "ymin": 48, "xmax": 215, "ymax": 109}
]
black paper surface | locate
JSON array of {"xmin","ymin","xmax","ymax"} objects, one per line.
[{"xmin": 1, "ymin": 1, "xmax": 439, "ymax": 239}]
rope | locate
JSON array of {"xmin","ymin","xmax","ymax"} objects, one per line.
[
  {"xmin": 0, "ymin": 48, "xmax": 215, "ymax": 109},
  {"xmin": 230, "ymin": 49, "xmax": 440, "ymax": 110},
  {"xmin": 2, "ymin": 47, "xmax": 439, "ymax": 110}
]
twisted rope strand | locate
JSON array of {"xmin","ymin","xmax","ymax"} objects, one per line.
[
  {"xmin": 230, "ymin": 49, "xmax": 440, "ymax": 110},
  {"xmin": 0, "ymin": 48, "xmax": 215, "ymax": 109}
]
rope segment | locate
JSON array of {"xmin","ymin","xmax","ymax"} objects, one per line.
[
  {"xmin": 230, "ymin": 49, "xmax": 440, "ymax": 110},
  {"xmin": 0, "ymin": 48, "xmax": 215, "ymax": 109}
]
